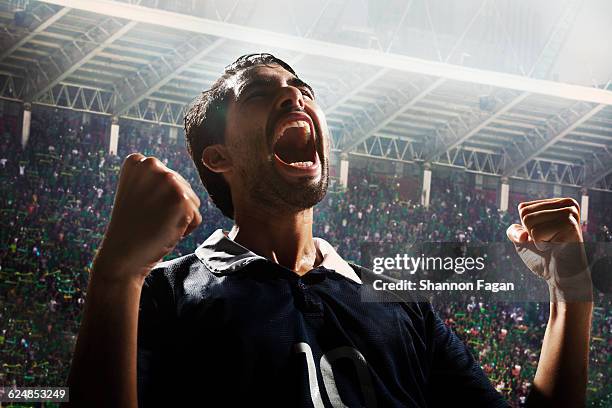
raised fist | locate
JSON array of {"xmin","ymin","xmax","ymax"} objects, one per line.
[
  {"xmin": 94, "ymin": 153, "xmax": 202, "ymax": 281},
  {"xmin": 506, "ymin": 198, "xmax": 592, "ymax": 301}
]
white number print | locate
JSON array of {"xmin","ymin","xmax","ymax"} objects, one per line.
[{"xmin": 294, "ymin": 342, "xmax": 377, "ymax": 408}]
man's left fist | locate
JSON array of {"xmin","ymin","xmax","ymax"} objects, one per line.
[
  {"xmin": 507, "ymin": 197, "xmax": 583, "ymax": 248},
  {"xmin": 506, "ymin": 197, "xmax": 591, "ymax": 301}
]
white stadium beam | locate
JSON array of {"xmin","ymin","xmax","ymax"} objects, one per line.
[
  {"xmin": 0, "ymin": 73, "xmax": 25, "ymax": 100},
  {"xmin": 586, "ymin": 167, "xmax": 612, "ymax": 189},
  {"xmin": 528, "ymin": 0, "xmax": 584, "ymax": 79},
  {"xmin": 590, "ymin": 173, "xmax": 612, "ymax": 191},
  {"xmin": 424, "ymin": 91, "xmax": 530, "ymax": 162},
  {"xmin": 0, "ymin": 5, "xmax": 71, "ymax": 64},
  {"xmin": 112, "ymin": 38, "xmax": 225, "ymax": 116},
  {"xmin": 584, "ymin": 149, "xmax": 612, "ymax": 188},
  {"xmin": 112, "ymin": 0, "xmax": 263, "ymax": 116},
  {"xmin": 502, "ymin": 103, "xmax": 606, "ymax": 177},
  {"xmin": 324, "ymin": 69, "xmax": 388, "ymax": 116},
  {"xmin": 40, "ymin": 0, "xmax": 612, "ymax": 106},
  {"xmin": 22, "ymin": 17, "xmax": 137, "ymax": 102},
  {"xmin": 341, "ymin": 77, "xmax": 446, "ymax": 153}
]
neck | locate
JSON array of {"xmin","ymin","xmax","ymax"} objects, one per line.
[{"xmin": 231, "ymin": 206, "xmax": 321, "ymax": 275}]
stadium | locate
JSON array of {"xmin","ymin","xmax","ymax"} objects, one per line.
[{"xmin": 0, "ymin": 0, "xmax": 610, "ymax": 407}]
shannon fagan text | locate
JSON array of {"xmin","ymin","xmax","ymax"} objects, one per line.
[
  {"xmin": 372, "ymin": 254, "xmax": 485, "ymax": 275},
  {"xmin": 372, "ymin": 279, "xmax": 515, "ymax": 293}
]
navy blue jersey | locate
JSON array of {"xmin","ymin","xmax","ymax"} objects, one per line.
[{"xmin": 137, "ymin": 230, "xmax": 509, "ymax": 407}]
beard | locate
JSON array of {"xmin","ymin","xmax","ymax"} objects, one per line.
[
  {"xmin": 269, "ymin": 156, "xmax": 329, "ymax": 209},
  {"xmin": 239, "ymin": 149, "xmax": 329, "ymax": 213}
]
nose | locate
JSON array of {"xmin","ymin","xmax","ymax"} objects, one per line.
[{"xmin": 276, "ymin": 86, "xmax": 305, "ymax": 111}]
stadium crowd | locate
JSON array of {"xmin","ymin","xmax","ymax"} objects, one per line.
[{"xmin": 0, "ymin": 105, "xmax": 610, "ymax": 407}]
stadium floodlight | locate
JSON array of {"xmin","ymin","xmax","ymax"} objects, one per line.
[{"xmin": 40, "ymin": 0, "xmax": 612, "ymax": 106}]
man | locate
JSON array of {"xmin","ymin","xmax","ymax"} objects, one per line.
[{"xmin": 67, "ymin": 54, "xmax": 593, "ymax": 407}]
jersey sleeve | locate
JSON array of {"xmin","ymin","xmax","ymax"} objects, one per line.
[
  {"xmin": 136, "ymin": 267, "xmax": 175, "ymax": 408},
  {"xmin": 425, "ymin": 305, "xmax": 511, "ymax": 408}
]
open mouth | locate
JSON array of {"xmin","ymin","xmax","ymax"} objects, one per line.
[{"xmin": 272, "ymin": 114, "xmax": 320, "ymax": 178}]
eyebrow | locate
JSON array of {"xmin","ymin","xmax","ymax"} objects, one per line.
[
  {"xmin": 238, "ymin": 75, "xmax": 315, "ymax": 98},
  {"xmin": 288, "ymin": 77, "xmax": 315, "ymax": 97}
]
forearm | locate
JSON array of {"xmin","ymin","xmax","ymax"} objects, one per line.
[
  {"xmin": 67, "ymin": 257, "xmax": 147, "ymax": 408},
  {"xmin": 529, "ymin": 293, "xmax": 593, "ymax": 408}
]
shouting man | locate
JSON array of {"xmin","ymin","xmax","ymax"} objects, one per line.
[{"xmin": 67, "ymin": 54, "xmax": 593, "ymax": 407}]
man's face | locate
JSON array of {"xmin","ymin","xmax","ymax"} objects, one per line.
[{"xmin": 222, "ymin": 64, "xmax": 330, "ymax": 213}]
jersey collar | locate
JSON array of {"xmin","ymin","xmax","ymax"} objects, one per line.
[{"xmin": 195, "ymin": 229, "xmax": 362, "ymax": 284}]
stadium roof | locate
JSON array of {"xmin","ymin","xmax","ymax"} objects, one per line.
[{"xmin": 1, "ymin": 0, "xmax": 612, "ymax": 191}]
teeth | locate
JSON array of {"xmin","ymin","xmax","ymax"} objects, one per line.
[
  {"xmin": 277, "ymin": 120, "xmax": 311, "ymax": 140},
  {"xmin": 289, "ymin": 161, "xmax": 313, "ymax": 167}
]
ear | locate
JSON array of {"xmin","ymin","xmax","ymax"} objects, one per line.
[{"xmin": 202, "ymin": 144, "xmax": 232, "ymax": 174}]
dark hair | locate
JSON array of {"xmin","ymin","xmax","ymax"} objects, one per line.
[{"xmin": 184, "ymin": 53, "xmax": 298, "ymax": 219}]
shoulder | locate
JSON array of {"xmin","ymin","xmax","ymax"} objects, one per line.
[
  {"xmin": 142, "ymin": 252, "xmax": 214, "ymax": 306},
  {"xmin": 146, "ymin": 253, "xmax": 199, "ymax": 286},
  {"xmin": 149, "ymin": 253, "xmax": 201, "ymax": 278}
]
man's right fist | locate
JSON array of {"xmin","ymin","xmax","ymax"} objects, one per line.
[{"xmin": 94, "ymin": 153, "xmax": 202, "ymax": 281}]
